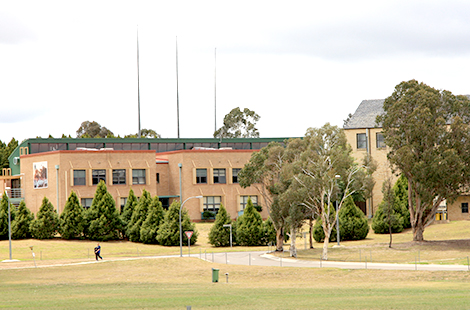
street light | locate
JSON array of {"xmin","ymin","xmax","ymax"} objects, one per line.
[
  {"xmin": 335, "ymin": 174, "xmax": 341, "ymax": 246},
  {"xmin": 5, "ymin": 187, "xmax": 12, "ymax": 261},
  {"xmin": 179, "ymin": 195, "xmax": 203, "ymax": 257},
  {"xmin": 223, "ymin": 224, "xmax": 232, "ymax": 248}
]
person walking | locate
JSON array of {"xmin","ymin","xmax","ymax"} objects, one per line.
[{"xmin": 94, "ymin": 243, "xmax": 103, "ymax": 261}]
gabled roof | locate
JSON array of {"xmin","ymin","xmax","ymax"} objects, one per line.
[{"xmin": 343, "ymin": 99, "xmax": 384, "ymax": 129}]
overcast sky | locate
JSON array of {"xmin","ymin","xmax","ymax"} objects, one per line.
[{"xmin": 2, "ymin": 0, "xmax": 470, "ymax": 143}]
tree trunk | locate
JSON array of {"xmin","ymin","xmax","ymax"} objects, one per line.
[
  {"xmin": 388, "ymin": 222, "xmax": 392, "ymax": 248},
  {"xmin": 289, "ymin": 226, "xmax": 297, "ymax": 258},
  {"xmin": 309, "ymin": 218, "xmax": 314, "ymax": 249},
  {"xmin": 276, "ymin": 227, "xmax": 284, "ymax": 251},
  {"xmin": 322, "ymin": 231, "xmax": 330, "ymax": 260},
  {"xmin": 413, "ymin": 221, "xmax": 425, "ymax": 241}
]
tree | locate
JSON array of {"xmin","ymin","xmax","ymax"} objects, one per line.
[
  {"xmin": 261, "ymin": 218, "xmax": 277, "ymax": 246},
  {"xmin": 377, "ymin": 80, "xmax": 470, "ymax": 241},
  {"xmin": 0, "ymin": 192, "xmax": 14, "ymax": 240},
  {"xmin": 121, "ymin": 189, "xmax": 138, "ymax": 239},
  {"xmin": 127, "ymin": 189, "xmax": 152, "ymax": 242},
  {"xmin": 338, "ymin": 195, "xmax": 369, "ymax": 241},
  {"xmin": 293, "ymin": 124, "xmax": 375, "ymax": 260},
  {"xmin": 140, "ymin": 196, "xmax": 165, "ymax": 244},
  {"xmin": 214, "ymin": 107, "xmax": 260, "ymax": 138},
  {"xmin": 11, "ymin": 200, "xmax": 33, "ymax": 239},
  {"xmin": 372, "ymin": 179, "xmax": 403, "ymax": 247},
  {"xmin": 76, "ymin": 121, "xmax": 114, "ymax": 138},
  {"xmin": 208, "ymin": 204, "xmax": 232, "ymax": 247},
  {"xmin": 393, "ymin": 174, "xmax": 410, "ymax": 229},
  {"xmin": 0, "ymin": 138, "xmax": 18, "ymax": 170},
  {"xmin": 59, "ymin": 191, "xmax": 85, "ymax": 240},
  {"xmin": 236, "ymin": 198, "xmax": 264, "ymax": 246},
  {"xmin": 30, "ymin": 197, "xmax": 59, "ymax": 239},
  {"xmin": 157, "ymin": 201, "xmax": 198, "ymax": 246},
  {"xmin": 125, "ymin": 129, "xmax": 161, "ymax": 138},
  {"xmin": 86, "ymin": 181, "xmax": 122, "ymax": 241},
  {"xmin": 239, "ymin": 142, "xmax": 289, "ymax": 251}
]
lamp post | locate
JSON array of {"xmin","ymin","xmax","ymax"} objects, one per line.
[
  {"xmin": 335, "ymin": 174, "xmax": 341, "ymax": 246},
  {"xmin": 5, "ymin": 187, "xmax": 12, "ymax": 260},
  {"xmin": 180, "ymin": 195, "xmax": 202, "ymax": 257},
  {"xmin": 55, "ymin": 165, "xmax": 60, "ymax": 215},
  {"xmin": 223, "ymin": 224, "xmax": 232, "ymax": 248}
]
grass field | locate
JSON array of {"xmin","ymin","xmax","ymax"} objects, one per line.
[{"xmin": 1, "ymin": 221, "xmax": 470, "ymax": 309}]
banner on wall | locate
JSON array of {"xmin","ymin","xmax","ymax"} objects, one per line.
[{"xmin": 33, "ymin": 161, "xmax": 48, "ymax": 189}]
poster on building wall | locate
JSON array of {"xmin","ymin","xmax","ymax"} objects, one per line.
[{"xmin": 33, "ymin": 161, "xmax": 48, "ymax": 189}]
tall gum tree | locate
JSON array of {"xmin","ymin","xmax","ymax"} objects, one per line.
[
  {"xmin": 377, "ymin": 80, "xmax": 470, "ymax": 241},
  {"xmin": 293, "ymin": 124, "xmax": 375, "ymax": 260}
]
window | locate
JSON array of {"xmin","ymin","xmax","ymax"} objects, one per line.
[
  {"xmin": 73, "ymin": 170, "xmax": 86, "ymax": 186},
  {"xmin": 92, "ymin": 169, "xmax": 106, "ymax": 185},
  {"xmin": 232, "ymin": 168, "xmax": 241, "ymax": 183},
  {"xmin": 462, "ymin": 203, "xmax": 469, "ymax": 213},
  {"xmin": 196, "ymin": 169, "xmax": 207, "ymax": 184},
  {"xmin": 376, "ymin": 133, "xmax": 386, "ymax": 148},
  {"xmin": 357, "ymin": 133, "xmax": 367, "ymax": 149},
  {"xmin": 113, "ymin": 169, "xmax": 126, "ymax": 185},
  {"xmin": 132, "ymin": 169, "xmax": 146, "ymax": 185},
  {"xmin": 81, "ymin": 198, "xmax": 93, "ymax": 209},
  {"xmin": 240, "ymin": 195, "xmax": 258, "ymax": 210},
  {"xmin": 213, "ymin": 168, "xmax": 226, "ymax": 184},
  {"xmin": 156, "ymin": 173, "xmax": 160, "ymax": 184},
  {"xmin": 203, "ymin": 196, "xmax": 221, "ymax": 213},
  {"xmin": 120, "ymin": 197, "xmax": 127, "ymax": 213}
]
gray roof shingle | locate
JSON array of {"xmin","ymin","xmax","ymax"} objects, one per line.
[{"xmin": 343, "ymin": 99, "xmax": 384, "ymax": 129}]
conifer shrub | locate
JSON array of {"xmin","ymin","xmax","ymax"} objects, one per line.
[
  {"xmin": 261, "ymin": 218, "xmax": 276, "ymax": 245},
  {"xmin": 127, "ymin": 189, "xmax": 152, "ymax": 242},
  {"xmin": 338, "ymin": 195, "xmax": 369, "ymax": 240},
  {"xmin": 59, "ymin": 191, "xmax": 85, "ymax": 240},
  {"xmin": 208, "ymin": 204, "xmax": 232, "ymax": 247},
  {"xmin": 11, "ymin": 200, "xmax": 33, "ymax": 239},
  {"xmin": 140, "ymin": 196, "xmax": 165, "ymax": 244},
  {"xmin": 121, "ymin": 189, "xmax": 138, "ymax": 239},
  {"xmin": 236, "ymin": 198, "xmax": 263, "ymax": 246},
  {"xmin": 157, "ymin": 201, "xmax": 198, "ymax": 246},
  {"xmin": 30, "ymin": 197, "xmax": 59, "ymax": 239},
  {"xmin": 0, "ymin": 192, "xmax": 15, "ymax": 240}
]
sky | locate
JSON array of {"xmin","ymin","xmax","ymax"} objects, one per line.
[{"xmin": 2, "ymin": 0, "xmax": 470, "ymax": 143}]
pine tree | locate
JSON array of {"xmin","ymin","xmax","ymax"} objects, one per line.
[
  {"xmin": 140, "ymin": 196, "xmax": 165, "ymax": 244},
  {"xmin": 236, "ymin": 198, "xmax": 263, "ymax": 246},
  {"xmin": 208, "ymin": 204, "xmax": 232, "ymax": 247},
  {"xmin": 261, "ymin": 218, "xmax": 277, "ymax": 245},
  {"xmin": 11, "ymin": 200, "xmax": 34, "ymax": 239},
  {"xmin": 157, "ymin": 201, "xmax": 198, "ymax": 246},
  {"xmin": 121, "ymin": 189, "xmax": 138, "ymax": 238},
  {"xmin": 0, "ymin": 193, "xmax": 11, "ymax": 240},
  {"xmin": 59, "ymin": 191, "xmax": 85, "ymax": 240},
  {"xmin": 127, "ymin": 189, "xmax": 152, "ymax": 242},
  {"xmin": 338, "ymin": 195, "xmax": 369, "ymax": 241},
  {"xmin": 88, "ymin": 192, "xmax": 122, "ymax": 241},
  {"xmin": 84, "ymin": 180, "xmax": 108, "ymax": 238},
  {"xmin": 393, "ymin": 174, "xmax": 410, "ymax": 228},
  {"xmin": 30, "ymin": 197, "xmax": 59, "ymax": 239}
]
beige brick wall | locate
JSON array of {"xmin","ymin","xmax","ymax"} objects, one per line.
[
  {"xmin": 446, "ymin": 196, "xmax": 470, "ymax": 221},
  {"xmin": 344, "ymin": 128, "xmax": 395, "ymax": 217},
  {"xmin": 21, "ymin": 150, "xmax": 157, "ymax": 215}
]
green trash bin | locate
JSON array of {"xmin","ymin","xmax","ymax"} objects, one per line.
[{"xmin": 212, "ymin": 268, "xmax": 219, "ymax": 283}]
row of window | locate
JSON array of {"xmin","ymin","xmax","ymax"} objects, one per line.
[
  {"xmin": 356, "ymin": 133, "xmax": 386, "ymax": 150},
  {"xmin": 80, "ymin": 195, "xmax": 258, "ymax": 213},
  {"xmin": 73, "ymin": 169, "xmax": 146, "ymax": 186},
  {"xmin": 196, "ymin": 168, "xmax": 241, "ymax": 184}
]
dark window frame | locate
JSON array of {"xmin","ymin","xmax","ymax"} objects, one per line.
[
  {"xmin": 196, "ymin": 168, "xmax": 207, "ymax": 184},
  {"xmin": 462, "ymin": 202, "xmax": 469, "ymax": 213},
  {"xmin": 73, "ymin": 169, "xmax": 86, "ymax": 186},
  {"xmin": 132, "ymin": 169, "xmax": 146, "ymax": 185},
  {"xmin": 376, "ymin": 133, "xmax": 386, "ymax": 148},
  {"xmin": 213, "ymin": 168, "xmax": 226, "ymax": 184},
  {"xmin": 357, "ymin": 133, "xmax": 367, "ymax": 149},
  {"xmin": 92, "ymin": 169, "xmax": 106, "ymax": 185},
  {"xmin": 232, "ymin": 168, "xmax": 241, "ymax": 184},
  {"xmin": 113, "ymin": 169, "xmax": 126, "ymax": 185},
  {"xmin": 203, "ymin": 196, "xmax": 221, "ymax": 213}
]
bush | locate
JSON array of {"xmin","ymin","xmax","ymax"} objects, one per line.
[
  {"xmin": 261, "ymin": 218, "xmax": 276, "ymax": 245},
  {"xmin": 236, "ymin": 198, "xmax": 263, "ymax": 246},
  {"xmin": 157, "ymin": 201, "xmax": 198, "ymax": 246},
  {"xmin": 338, "ymin": 195, "xmax": 369, "ymax": 241},
  {"xmin": 202, "ymin": 210, "xmax": 216, "ymax": 220},
  {"xmin": 11, "ymin": 200, "xmax": 33, "ymax": 239},
  {"xmin": 140, "ymin": 196, "xmax": 165, "ymax": 244},
  {"xmin": 372, "ymin": 203, "xmax": 404, "ymax": 234},
  {"xmin": 128, "ymin": 189, "xmax": 152, "ymax": 242},
  {"xmin": 313, "ymin": 209, "xmax": 337, "ymax": 243},
  {"xmin": 59, "ymin": 191, "xmax": 85, "ymax": 240},
  {"xmin": 0, "ymin": 192, "xmax": 16, "ymax": 240},
  {"xmin": 121, "ymin": 189, "xmax": 138, "ymax": 238},
  {"xmin": 30, "ymin": 197, "xmax": 59, "ymax": 239},
  {"xmin": 208, "ymin": 204, "xmax": 232, "ymax": 247}
]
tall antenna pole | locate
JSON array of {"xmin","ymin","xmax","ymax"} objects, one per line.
[
  {"xmin": 176, "ymin": 36, "xmax": 180, "ymax": 138},
  {"xmin": 137, "ymin": 26, "xmax": 141, "ymax": 138},
  {"xmin": 214, "ymin": 48, "xmax": 217, "ymax": 133}
]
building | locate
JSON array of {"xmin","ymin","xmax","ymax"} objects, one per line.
[{"xmin": 2, "ymin": 137, "xmax": 290, "ymax": 221}]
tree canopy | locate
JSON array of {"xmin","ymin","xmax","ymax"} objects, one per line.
[
  {"xmin": 76, "ymin": 121, "xmax": 114, "ymax": 138},
  {"xmin": 377, "ymin": 80, "xmax": 470, "ymax": 241},
  {"xmin": 214, "ymin": 107, "xmax": 260, "ymax": 138}
]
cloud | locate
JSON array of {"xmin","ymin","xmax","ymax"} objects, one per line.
[{"xmin": 0, "ymin": 11, "xmax": 36, "ymax": 44}]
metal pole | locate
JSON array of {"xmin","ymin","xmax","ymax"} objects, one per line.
[
  {"xmin": 137, "ymin": 26, "xmax": 141, "ymax": 138},
  {"xmin": 6, "ymin": 189, "xmax": 12, "ymax": 260},
  {"xmin": 188, "ymin": 237, "xmax": 190, "ymax": 257},
  {"xmin": 336, "ymin": 210, "xmax": 340, "ymax": 246},
  {"xmin": 176, "ymin": 36, "xmax": 180, "ymax": 138}
]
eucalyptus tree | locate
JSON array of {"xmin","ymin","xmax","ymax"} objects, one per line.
[
  {"xmin": 293, "ymin": 123, "xmax": 375, "ymax": 260},
  {"xmin": 377, "ymin": 80, "xmax": 470, "ymax": 241},
  {"xmin": 214, "ymin": 107, "xmax": 260, "ymax": 138}
]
